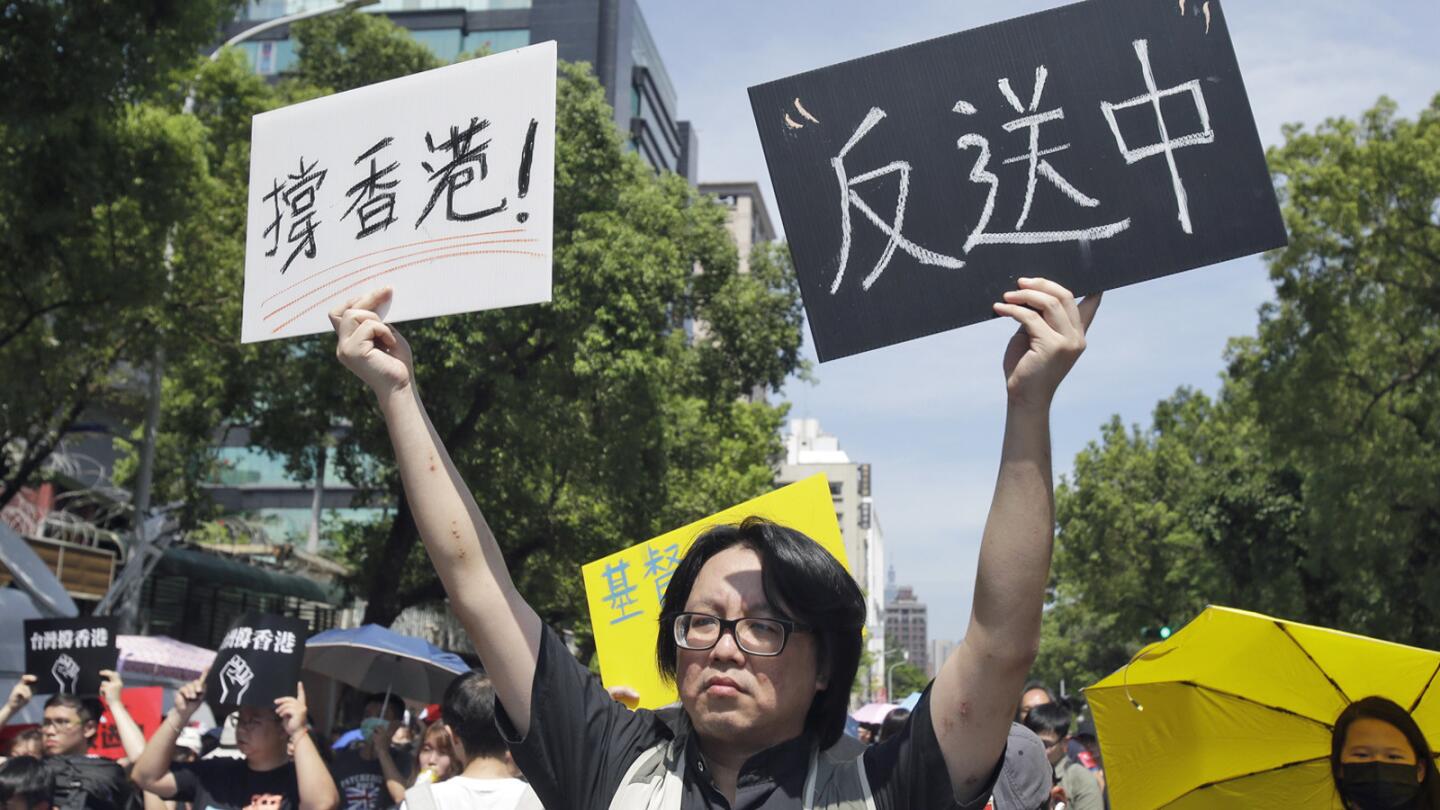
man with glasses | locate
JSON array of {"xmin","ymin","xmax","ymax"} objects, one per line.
[
  {"xmin": 329, "ymin": 276, "xmax": 1099, "ymax": 809},
  {"xmin": 1020, "ymin": 703, "xmax": 1102, "ymax": 810},
  {"xmin": 37, "ymin": 694, "xmax": 137, "ymax": 810}
]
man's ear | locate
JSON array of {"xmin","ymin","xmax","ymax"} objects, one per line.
[
  {"xmin": 814, "ymin": 647, "xmax": 832, "ymax": 692},
  {"xmin": 83, "ymin": 720, "xmax": 98, "ymax": 742},
  {"xmin": 444, "ymin": 725, "xmax": 468, "ymax": 765}
]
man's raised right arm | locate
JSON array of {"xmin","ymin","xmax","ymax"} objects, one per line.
[{"xmin": 330, "ymin": 288, "xmax": 542, "ymax": 735}]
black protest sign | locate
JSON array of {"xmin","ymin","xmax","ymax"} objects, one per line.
[
  {"xmin": 205, "ymin": 613, "xmax": 308, "ymax": 712},
  {"xmin": 749, "ymin": 0, "xmax": 1286, "ymax": 361},
  {"xmin": 24, "ymin": 617, "xmax": 118, "ymax": 696}
]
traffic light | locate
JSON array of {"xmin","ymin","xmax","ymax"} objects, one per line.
[{"xmin": 1140, "ymin": 623, "xmax": 1176, "ymax": 641}]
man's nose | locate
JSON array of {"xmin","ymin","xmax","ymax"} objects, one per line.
[{"xmin": 709, "ymin": 627, "xmax": 747, "ymax": 663}]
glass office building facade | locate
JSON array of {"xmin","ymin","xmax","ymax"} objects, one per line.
[{"xmin": 226, "ymin": 0, "xmax": 695, "ymax": 177}]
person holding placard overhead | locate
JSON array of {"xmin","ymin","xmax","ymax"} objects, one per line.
[
  {"xmin": 132, "ymin": 678, "xmax": 338, "ymax": 810},
  {"xmin": 36, "ymin": 691, "xmax": 136, "ymax": 810},
  {"xmin": 329, "ymin": 278, "xmax": 1099, "ymax": 810}
]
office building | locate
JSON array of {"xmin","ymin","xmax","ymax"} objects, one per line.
[
  {"xmin": 776, "ymin": 419, "xmax": 887, "ymax": 700},
  {"xmin": 227, "ymin": 0, "xmax": 697, "ymax": 177},
  {"xmin": 886, "ymin": 583, "xmax": 928, "ymax": 678}
]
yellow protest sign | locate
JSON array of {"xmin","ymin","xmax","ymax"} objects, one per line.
[{"xmin": 581, "ymin": 474, "xmax": 850, "ymax": 709}]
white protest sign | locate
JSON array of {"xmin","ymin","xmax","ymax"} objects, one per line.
[{"xmin": 241, "ymin": 41, "xmax": 556, "ymax": 343}]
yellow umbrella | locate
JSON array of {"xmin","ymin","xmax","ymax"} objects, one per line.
[{"xmin": 1085, "ymin": 606, "xmax": 1440, "ymax": 809}]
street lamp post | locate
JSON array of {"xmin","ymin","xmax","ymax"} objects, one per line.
[
  {"xmin": 118, "ymin": 0, "xmax": 377, "ymax": 631},
  {"xmin": 886, "ymin": 649, "xmax": 910, "ymax": 702}
]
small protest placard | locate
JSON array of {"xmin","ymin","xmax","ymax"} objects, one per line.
[
  {"xmin": 749, "ymin": 0, "xmax": 1287, "ymax": 361},
  {"xmin": 582, "ymin": 475, "xmax": 849, "ymax": 709},
  {"xmin": 241, "ymin": 41, "xmax": 557, "ymax": 343},
  {"xmin": 205, "ymin": 613, "xmax": 308, "ymax": 712},
  {"xmin": 92, "ymin": 686, "xmax": 163, "ymax": 760},
  {"xmin": 24, "ymin": 617, "xmax": 118, "ymax": 696}
]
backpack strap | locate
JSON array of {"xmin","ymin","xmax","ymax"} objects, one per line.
[
  {"xmin": 802, "ymin": 736, "xmax": 877, "ymax": 810},
  {"xmin": 607, "ymin": 713, "xmax": 689, "ymax": 810}
]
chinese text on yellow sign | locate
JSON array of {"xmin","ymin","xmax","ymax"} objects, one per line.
[{"xmin": 581, "ymin": 474, "xmax": 850, "ymax": 709}]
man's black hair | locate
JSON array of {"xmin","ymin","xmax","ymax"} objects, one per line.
[
  {"xmin": 0, "ymin": 756, "xmax": 52, "ymax": 808},
  {"xmin": 1015, "ymin": 681, "xmax": 1059, "ymax": 722},
  {"xmin": 1021, "ymin": 681, "xmax": 1058, "ymax": 703},
  {"xmin": 1021, "ymin": 701, "xmax": 1072, "ymax": 739},
  {"xmin": 655, "ymin": 517, "xmax": 866, "ymax": 749},
  {"xmin": 440, "ymin": 671, "xmax": 508, "ymax": 761},
  {"xmin": 42, "ymin": 694, "xmax": 99, "ymax": 725},
  {"xmin": 364, "ymin": 692, "xmax": 405, "ymax": 721}
]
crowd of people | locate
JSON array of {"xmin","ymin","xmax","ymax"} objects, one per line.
[
  {"xmin": 0, "ymin": 666, "xmax": 540, "ymax": 810},
  {"xmin": 0, "ymin": 278, "xmax": 1431, "ymax": 810}
]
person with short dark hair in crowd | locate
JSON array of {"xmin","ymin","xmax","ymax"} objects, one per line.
[
  {"xmin": 334, "ymin": 693, "xmax": 407, "ymax": 810},
  {"xmin": 397, "ymin": 673, "xmax": 538, "ymax": 810},
  {"xmin": 132, "ymin": 676, "xmax": 338, "ymax": 810},
  {"xmin": 1016, "ymin": 683, "xmax": 1057, "ymax": 724},
  {"xmin": 0, "ymin": 756, "xmax": 53, "ymax": 810},
  {"xmin": 330, "ymin": 278, "xmax": 1100, "ymax": 809},
  {"xmin": 39, "ymin": 695, "xmax": 98, "ymax": 760},
  {"xmin": 38, "ymin": 694, "xmax": 137, "ymax": 810},
  {"xmin": 1021, "ymin": 703, "xmax": 1103, "ymax": 810}
]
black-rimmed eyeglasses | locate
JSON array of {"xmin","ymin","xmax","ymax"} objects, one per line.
[{"xmin": 671, "ymin": 612, "xmax": 812, "ymax": 657}]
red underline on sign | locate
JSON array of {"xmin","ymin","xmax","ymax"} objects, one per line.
[
  {"xmin": 262, "ymin": 238, "xmax": 541, "ymax": 321},
  {"xmin": 259, "ymin": 227, "xmax": 531, "ymax": 308},
  {"xmin": 268, "ymin": 249, "xmax": 549, "ymax": 335}
]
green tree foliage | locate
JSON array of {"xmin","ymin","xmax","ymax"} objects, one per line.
[
  {"xmin": 284, "ymin": 10, "xmax": 440, "ymax": 93},
  {"xmin": 1034, "ymin": 95, "xmax": 1440, "ymax": 690},
  {"xmin": 887, "ymin": 662, "xmax": 929, "ymax": 701},
  {"xmin": 0, "ymin": 0, "xmax": 239, "ymax": 508}
]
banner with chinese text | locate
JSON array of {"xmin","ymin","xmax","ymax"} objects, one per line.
[
  {"xmin": 582, "ymin": 475, "xmax": 849, "ymax": 709},
  {"xmin": 749, "ymin": 0, "xmax": 1286, "ymax": 360},
  {"xmin": 24, "ymin": 617, "xmax": 119, "ymax": 696},
  {"xmin": 242, "ymin": 41, "xmax": 556, "ymax": 342},
  {"xmin": 205, "ymin": 613, "xmax": 308, "ymax": 713}
]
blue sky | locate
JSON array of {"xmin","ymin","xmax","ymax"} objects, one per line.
[{"xmin": 642, "ymin": 0, "xmax": 1440, "ymax": 648}]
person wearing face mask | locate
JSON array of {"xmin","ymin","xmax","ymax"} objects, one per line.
[
  {"xmin": 1331, "ymin": 697, "xmax": 1440, "ymax": 810},
  {"xmin": 328, "ymin": 276, "xmax": 1099, "ymax": 810}
]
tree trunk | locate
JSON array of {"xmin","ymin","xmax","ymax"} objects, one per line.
[{"xmin": 359, "ymin": 491, "xmax": 420, "ymax": 626}]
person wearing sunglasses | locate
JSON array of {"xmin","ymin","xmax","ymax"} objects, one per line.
[
  {"xmin": 329, "ymin": 277, "xmax": 1099, "ymax": 809},
  {"xmin": 1021, "ymin": 703, "xmax": 1102, "ymax": 810}
]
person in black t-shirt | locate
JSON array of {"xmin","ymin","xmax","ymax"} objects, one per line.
[
  {"xmin": 329, "ymin": 279, "xmax": 1100, "ymax": 809},
  {"xmin": 328, "ymin": 694, "xmax": 405, "ymax": 810},
  {"xmin": 132, "ymin": 676, "xmax": 337, "ymax": 810},
  {"xmin": 36, "ymin": 694, "xmax": 135, "ymax": 810}
]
